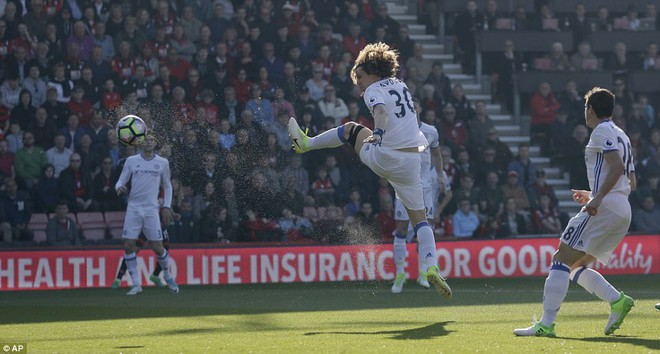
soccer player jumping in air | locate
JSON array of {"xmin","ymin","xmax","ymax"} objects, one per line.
[
  {"xmin": 115, "ymin": 133, "xmax": 179, "ymax": 295},
  {"xmin": 391, "ymin": 97, "xmax": 450, "ymax": 293},
  {"xmin": 288, "ymin": 42, "xmax": 451, "ymax": 299},
  {"xmin": 514, "ymin": 87, "xmax": 635, "ymax": 337}
]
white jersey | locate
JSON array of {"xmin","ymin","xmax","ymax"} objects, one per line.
[
  {"xmin": 363, "ymin": 78, "xmax": 428, "ymax": 150},
  {"xmin": 419, "ymin": 122, "xmax": 440, "ymax": 184},
  {"xmin": 115, "ymin": 153, "xmax": 173, "ymax": 210},
  {"xmin": 585, "ymin": 120, "xmax": 634, "ymax": 197}
]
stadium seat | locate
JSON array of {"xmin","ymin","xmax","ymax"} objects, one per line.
[
  {"xmin": 29, "ymin": 213, "xmax": 49, "ymax": 232},
  {"xmin": 33, "ymin": 230, "xmax": 47, "ymax": 244},
  {"xmin": 108, "ymin": 227, "xmax": 124, "ymax": 240},
  {"xmin": 104, "ymin": 211, "xmax": 126, "ymax": 228},
  {"xmin": 77, "ymin": 212, "xmax": 106, "ymax": 229},
  {"xmin": 82, "ymin": 229, "xmax": 106, "ymax": 242}
]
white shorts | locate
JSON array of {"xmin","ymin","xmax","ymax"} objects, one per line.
[
  {"xmin": 122, "ymin": 206, "xmax": 163, "ymax": 241},
  {"xmin": 359, "ymin": 143, "xmax": 424, "ymax": 211},
  {"xmin": 560, "ymin": 194, "xmax": 631, "ymax": 263},
  {"xmin": 394, "ymin": 183, "xmax": 437, "ymax": 221}
]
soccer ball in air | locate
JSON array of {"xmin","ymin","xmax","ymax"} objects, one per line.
[{"xmin": 116, "ymin": 115, "xmax": 147, "ymax": 146}]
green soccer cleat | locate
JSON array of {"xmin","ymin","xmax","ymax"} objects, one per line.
[
  {"xmin": 426, "ymin": 265, "xmax": 452, "ymax": 299},
  {"xmin": 111, "ymin": 279, "xmax": 121, "ymax": 289},
  {"xmin": 288, "ymin": 117, "xmax": 310, "ymax": 153},
  {"xmin": 149, "ymin": 274, "xmax": 164, "ymax": 287},
  {"xmin": 513, "ymin": 321, "xmax": 557, "ymax": 337},
  {"xmin": 391, "ymin": 273, "xmax": 406, "ymax": 293},
  {"xmin": 605, "ymin": 292, "xmax": 635, "ymax": 335},
  {"xmin": 417, "ymin": 270, "xmax": 430, "ymax": 289}
]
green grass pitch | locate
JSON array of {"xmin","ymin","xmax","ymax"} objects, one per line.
[{"xmin": 1, "ymin": 275, "xmax": 658, "ymax": 353}]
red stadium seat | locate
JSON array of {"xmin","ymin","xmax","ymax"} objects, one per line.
[
  {"xmin": 108, "ymin": 227, "xmax": 124, "ymax": 240},
  {"xmin": 104, "ymin": 211, "xmax": 126, "ymax": 228},
  {"xmin": 77, "ymin": 212, "xmax": 106, "ymax": 229},
  {"xmin": 82, "ymin": 229, "xmax": 106, "ymax": 242},
  {"xmin": 33, "ymin": 230, "xmax": 47, "ymax": 243},
  {"xmin": 29, "ymin": 213, "xmax": 49, "ymax": 232}
]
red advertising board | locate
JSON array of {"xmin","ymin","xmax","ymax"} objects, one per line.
[{"xmin": 0, "ymin": 235, "xmax": 658, "ymax": 290}]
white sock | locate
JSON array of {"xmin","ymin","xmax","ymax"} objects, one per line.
[
  {"xmin": 393, "ymin": 235, "xmax": 407, "ymax": 274},
  {"xmin": 570, "ymin": 267, "xmax": 620, "ymax": 303},
  {"xmin": 415, "ymin": 222, "xmax": 437, "ymax": 270},
  {"xmin": 417, "ymin": 244, "xmax": 425, "ymax": 275},
  {"xmin": 540, "ymin": 261, "xmax": 570, "ymax": 327},
  {"xmin": 308, "ymin": 126, "xmax": 345, "ymax": 149},
  {"xmin": 157, "ymin": 249, "xmax": 172, "ymax": 280},
  {"xmin": 125, "ymin": 252, "xmax": 140, "ymax": 287}
]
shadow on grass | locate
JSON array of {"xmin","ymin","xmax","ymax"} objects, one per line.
[
  {"xmin": 304, "ymin": 321, "xmax": 454, "ymax": 340},
  {"xmin": 1, "ymin": 275, "xmax": 658, "ymax": 324},
  {"xmin": 563, "ymin": 336, "xmax": 660, "ymax": 351}
]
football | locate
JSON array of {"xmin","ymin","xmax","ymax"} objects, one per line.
[{"xmin": 116, "ymin": 114, "xmax": 147, "ymax": 146}]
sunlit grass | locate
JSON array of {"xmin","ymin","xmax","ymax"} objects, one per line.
[{"xmin": 1, "ymin": 276, "xmax": 658, "ymax": 353}]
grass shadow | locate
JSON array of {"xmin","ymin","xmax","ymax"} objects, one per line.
[
  {"xmin": 304, "ymin": 321, "xmax": 454, "ymax": 340},
  {"xmin": 563, "ymin": 335, "xmax": 660, "ymax": 351}
]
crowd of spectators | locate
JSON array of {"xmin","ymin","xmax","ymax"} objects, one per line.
[
  {"xmin": 445, "ymin": 0, "xmax": 660, "ymax": 235},
  {"xmin": 0, "ymin": 0, "xmax": 657, "ymax": 247}
]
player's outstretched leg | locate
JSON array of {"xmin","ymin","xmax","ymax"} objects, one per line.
[
  {"xmin": 568, "ymin": 266, "xmax": 634, "ymax": 335},
  {"xmin": 605, "ymin": 292, "xmax": 635, "ymax": 335},
  {"xmin": 514, "ymin": 261, "xmax": 569, "ymax": 336},
  {"xmin": 391, "ymin": 233, "xmax": 407, "ymax": 293},
  {"xmin": 288, "ymin": 118, "xmax": 347, "ymax": 153}
]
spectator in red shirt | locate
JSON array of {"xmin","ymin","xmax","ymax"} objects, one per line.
[
  {"xmin": 111, "ymin": 41, "xmax": 138, "ymax": 82},
  {"xmin": 67, "ymin": 86, "xmax": 93, "ymax": 127},
  {"xmin": 311, "ymin": 167, "xmax": 335, "ymax": 207},
  {"xmin": 165, "ymin": 47, "xmax": 192, "ymax": 83},
  {"xmin": 0, "ymin": 139, "xmax": 15, "ymax": 179},
  {"xmin": 441, "ymin": 103, "xmax": 468, "ymax": 150},
  {"xmin": 100, "ymin": 79, "xmax": 121, "ymax": 112},
  {"xmin": 171, "ymin": 86, "xmax": 195, "ymax": 125},
  {"xmin": 342, "ymin": 22, "xmax": 367, "ymax": 59},
  {"xmin": 530, "ymin": 81, "xmax": 560, "ymax": 154},
  {"xmin": 58, "ymin": 152, "xmax": 96, "ymax": 212}
]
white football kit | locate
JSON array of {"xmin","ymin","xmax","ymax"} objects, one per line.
[
  {"xmin": 561, "ymin": 120, "xmax": 633, "ymax": 262},
  {"xmin": 359, "ymin": 78, "xmax": 428, "ymax": 211},
  {"xmin": 395, "ymin": 122, "xmax": 444, "ymax": 222},
  {"xmin": 115, "ymin": 153, "xmax": 173, "ymax": 241}
]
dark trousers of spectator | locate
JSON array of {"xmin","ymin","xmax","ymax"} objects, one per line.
[{"xmin": 1, "ymin": 222, "xmax": 34, "ymax": 242}]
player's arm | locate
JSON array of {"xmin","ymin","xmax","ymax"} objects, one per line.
[
  {"xmin": 584, "ymin": 151, "xmax": 624, "ymax": 216},
  {"xmin": 364, "ymin": 104, "xmax": 388, "ymax": 144},
  {"xmin": 435, "ymin": 189, "xmax": 453, "ymax": 224},
  {"xmin": 630, "ymin": 171, "xmax": 636, "ymax": 191},
  {"xmin": 431, "ymin": 146, "xmax": 444, "ymax": 184},
  {"xmin": 160, "ymin": 160, "xmax": 174, "ymax": 226},
  {"xmin": 115, "ymin": 159, "xmax": 131, "ymax": 195}
]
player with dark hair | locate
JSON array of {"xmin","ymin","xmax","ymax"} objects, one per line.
[
  {"xmin": 288, "ymin": 42, "xmax": 452, "ymax": 299},
  {"xmin": 115, "ymin": 133, "xmax": 178, "ymax": 295},
  {"xmin": 515, "ymin": 87, "xmax": 636, "ymax": 337}
]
